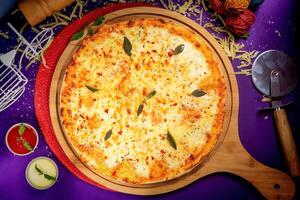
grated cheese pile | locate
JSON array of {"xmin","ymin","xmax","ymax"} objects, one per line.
[{"xmin": 40, "ymin": 0, "xmax": 84, "ymax": 29}]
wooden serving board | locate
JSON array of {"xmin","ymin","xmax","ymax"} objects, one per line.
[{"xmin": 49, "ymin": 7, "xmax": 295, "ymax": 199}]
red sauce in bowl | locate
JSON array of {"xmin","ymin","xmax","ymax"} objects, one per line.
[{"xmin": 6, "ymin": 123, "xmax": 38, "ymax": 155}]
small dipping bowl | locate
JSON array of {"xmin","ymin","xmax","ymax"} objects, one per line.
[
  {"xmin": 5, "ymin": 123, "xmax": 39, "ymax": 156},
  {"xmin": 25, "ymin": 156, "xmax": 59, "ymax": 190}
]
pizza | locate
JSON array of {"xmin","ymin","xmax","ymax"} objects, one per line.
[{"xmin": 60, "ymin": 18, "xmax": 226, "ymax": 184}]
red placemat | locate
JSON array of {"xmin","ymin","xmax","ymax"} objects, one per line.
[{"xmin": 34, "ymin": 3, "xmax": 148, "ymax": 190}]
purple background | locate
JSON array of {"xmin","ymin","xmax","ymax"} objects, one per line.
[{"xmin": 0, "ymin": 0, "xmax": 299, "ymax": 199}]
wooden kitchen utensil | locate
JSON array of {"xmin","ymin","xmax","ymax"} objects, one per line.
[{"xmin": 18, "ymin": 0, "xmax": 74, "ymax": 26}]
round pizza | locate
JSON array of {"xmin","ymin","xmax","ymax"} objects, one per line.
[{"xmin": 60, "ymin": 18, "xmax": 226, "ymax": 184}]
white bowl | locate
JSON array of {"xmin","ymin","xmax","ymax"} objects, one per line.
[
  {"xmin": 5, "ymin": 122, "xmax": 39, "ymax": 156},
  {"xmin": 25, "ymin": 156, "xmax": 59, "ymax": 190}
]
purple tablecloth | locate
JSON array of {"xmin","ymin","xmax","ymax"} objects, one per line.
[{"xmin": 0, "ymin": 0, "xmax": 299, "ymax": 199}]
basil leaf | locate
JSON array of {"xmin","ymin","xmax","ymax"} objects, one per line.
[
  {"xmin": 35, "ymin": 164, "xmax": 43, "ymax": 175},
  {"xmin": 93, "ymin": 16, "xmax": 105, "ymax": 26},
  {"xmin": 167, "ymin": 130, "xmax": 177, "ymax": 150},
  {"xmin": 191, "ymin": 89, "xmax": 206, "ymax": 97},
  {"xmin": 44, "ymin": 174, "xmax": 57, "ymax": 181},
  {"xmin": 123, "ymin": 36, "xmax": 132, "ymax": 56},
  {"xmin": 71, "ymin": 29, "xmax": 84, "ymax": 41},
  {"xmin": 137, "ymin": 103, "xmax": 144, "ymax": 116},
  {"xmin": 104, "ymin": 129, "xmax": 113, "ymax": 141},
  {"xmin": 173, "ymin": 44, "xmax": 185, "ymax": 55},
  {"xmin": 88, "ymin": 27, "xmax": 93, "ymax": 36},
  {"xmin": 23, "ymin": 141, "xmax": 33, "ymax": 151},
  {"xmin": 85, "ymin": 85, "xmax": 99, "ymax": 92},
  {"xmin": 146, "ymin": 90, "xmax": 157, "ymax": 99},
  {"xmin": 18, "ymin": 123, "xmax": 26, "ymax": 135}
]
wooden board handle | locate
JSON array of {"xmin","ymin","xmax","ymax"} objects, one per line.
[
  {"xmin": 227, "ymin": 162, "xmax": 295, "ymax": 200},
  {"xmin": 203, "ymin": 142, "xmax": 296, "ymax": 200},
  {"xmin": 273, "ymin": 108, "xmax": 300, "ymax": 178}
]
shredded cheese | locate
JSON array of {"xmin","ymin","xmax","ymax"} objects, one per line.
[
  {"xmin": 234, "ymin": 69, "xmax": 252, "ymax": 76},
  {"xmin": 201, "ymin": 0, "xmax": 208, "ymax": 11},
  {"xmin": 20, "ymin": 22, "xmax": 28, "ymax": 34},
  {"xmin": 10, "ymin": 8, "xmax": 20, "ymax": 15},
  {"xmin": 40, "ymin": 38, "xmax": 53, "ymax": 69},
  {"xmin": 261, "ymin": 95, "xmax": 271, "ymax": 102},
  {"xmin": 160, "ymin": 0, "xmax": 204, "ymax": 16},
  {"xmin": 0, "ymin": 31, "xmax": 9, "ymax": 39},
  {"xmin": 199, "ymin": 8, "xmax": 203, "ymax": 26},
  {"xmin": 31, "ymin": 27, "xmax": 40, "ymax": 33}
]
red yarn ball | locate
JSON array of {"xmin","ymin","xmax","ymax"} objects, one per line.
[
  {"xmin": 208, "ymin": 0, "xmax": 226, "ymax": 14},
  {"xmin": 224, "ymin": 0, "xmax": 250, "ymax": 14},
  {"xmin": 225, "ymin": 9, "xmax": 256, "ymax": 36}
]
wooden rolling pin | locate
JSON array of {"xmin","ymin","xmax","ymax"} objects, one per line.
[{"xmin": 18, "ymin": 0, "xmax": 75, "ymax": 26}]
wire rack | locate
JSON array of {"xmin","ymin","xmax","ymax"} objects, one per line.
[
  {"xmin": 0, "ymin": 26, "xmax": 53, "ymax": 112},
  {"xmin": 0, "ymin": 63, "xmax": 28, "ymax": 112}
]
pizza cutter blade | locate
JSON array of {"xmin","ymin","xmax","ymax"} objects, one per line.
[
  {"xmin": 252, "ymin": 50, "xmax": 300, "ymax": 178},
  {"xmin": 252, "ymin": 50, "xmax": 297, "ymax": 98}
]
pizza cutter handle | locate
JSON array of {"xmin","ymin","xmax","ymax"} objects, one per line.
[{"xmin": 273, "ymin": 108, "xmax": 300, "ymax": 178}]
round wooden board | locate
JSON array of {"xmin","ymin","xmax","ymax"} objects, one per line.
[{"xmin": 49, "ymin": 7, "xmax": 295, "ymax": 199}]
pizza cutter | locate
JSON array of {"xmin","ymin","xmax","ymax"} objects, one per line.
[{"xmin": 252, "ymin": 50, "xmax": 300, "ymax": 178}]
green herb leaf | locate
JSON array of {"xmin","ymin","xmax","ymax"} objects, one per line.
[
  {"xmin": 18, "ymin": 123, "xmax": 26, "ymax": 135},
  {"xmin": 191, "ymin": 89, "xmax": 206, "ymax": 97},
  {"xmin": 23, "ymin": 141, "xmax": 33, "ymax": 151},
  {"xmin": 167, "ymin": 130, "xmax": 177, "ymax": 150},
  {"xmin": 137, "ymin": 103, "xmax": 144, "ymax": 116},
  {"xmin": 104, "ymin": 129, "xmax": 113, "ymax": 141},
  {"xmin": 35, "ymin": 164, "xmax": 43, "ymax": 175},
  {"xmin": 35, "ymin": 165, "xmax": 57, "ymax": 182},
  {"xmin": 71, "ymin": 29, "xmax": 84, "ymax": 41},
  {"xmin": 123, "ymin": 36, "xmax": 132, "ymax": 56},
  {"xmin": 93, "ymin": 16, "xmax": 105, "ymax": 26},
  {"xmin": 146, "ymin": 90, "xmax": 157, "ymax": 99},
  {"xmin": 44, "ymin": 174, "xmax": 57, "ymax": 181},
  {"xmin": 85, "ymin": 85, "xmax": 99, "ymax": 92},
  {"xmin": 88, "ymin": 27, "xmax": 93, "ymax": 36},
  {"xmin": 173, "ymin": 44, "xmax": 185, "ymax": 55}
]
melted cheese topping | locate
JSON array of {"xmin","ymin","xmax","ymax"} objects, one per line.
[{"xmin": 60, "ymin": 18, "xmax": 225, "ymax": 184}]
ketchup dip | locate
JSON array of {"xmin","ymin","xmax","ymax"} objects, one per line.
[{"xmin": 5, "ymin": 123, "xmax": 38, "ymax": 156}]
